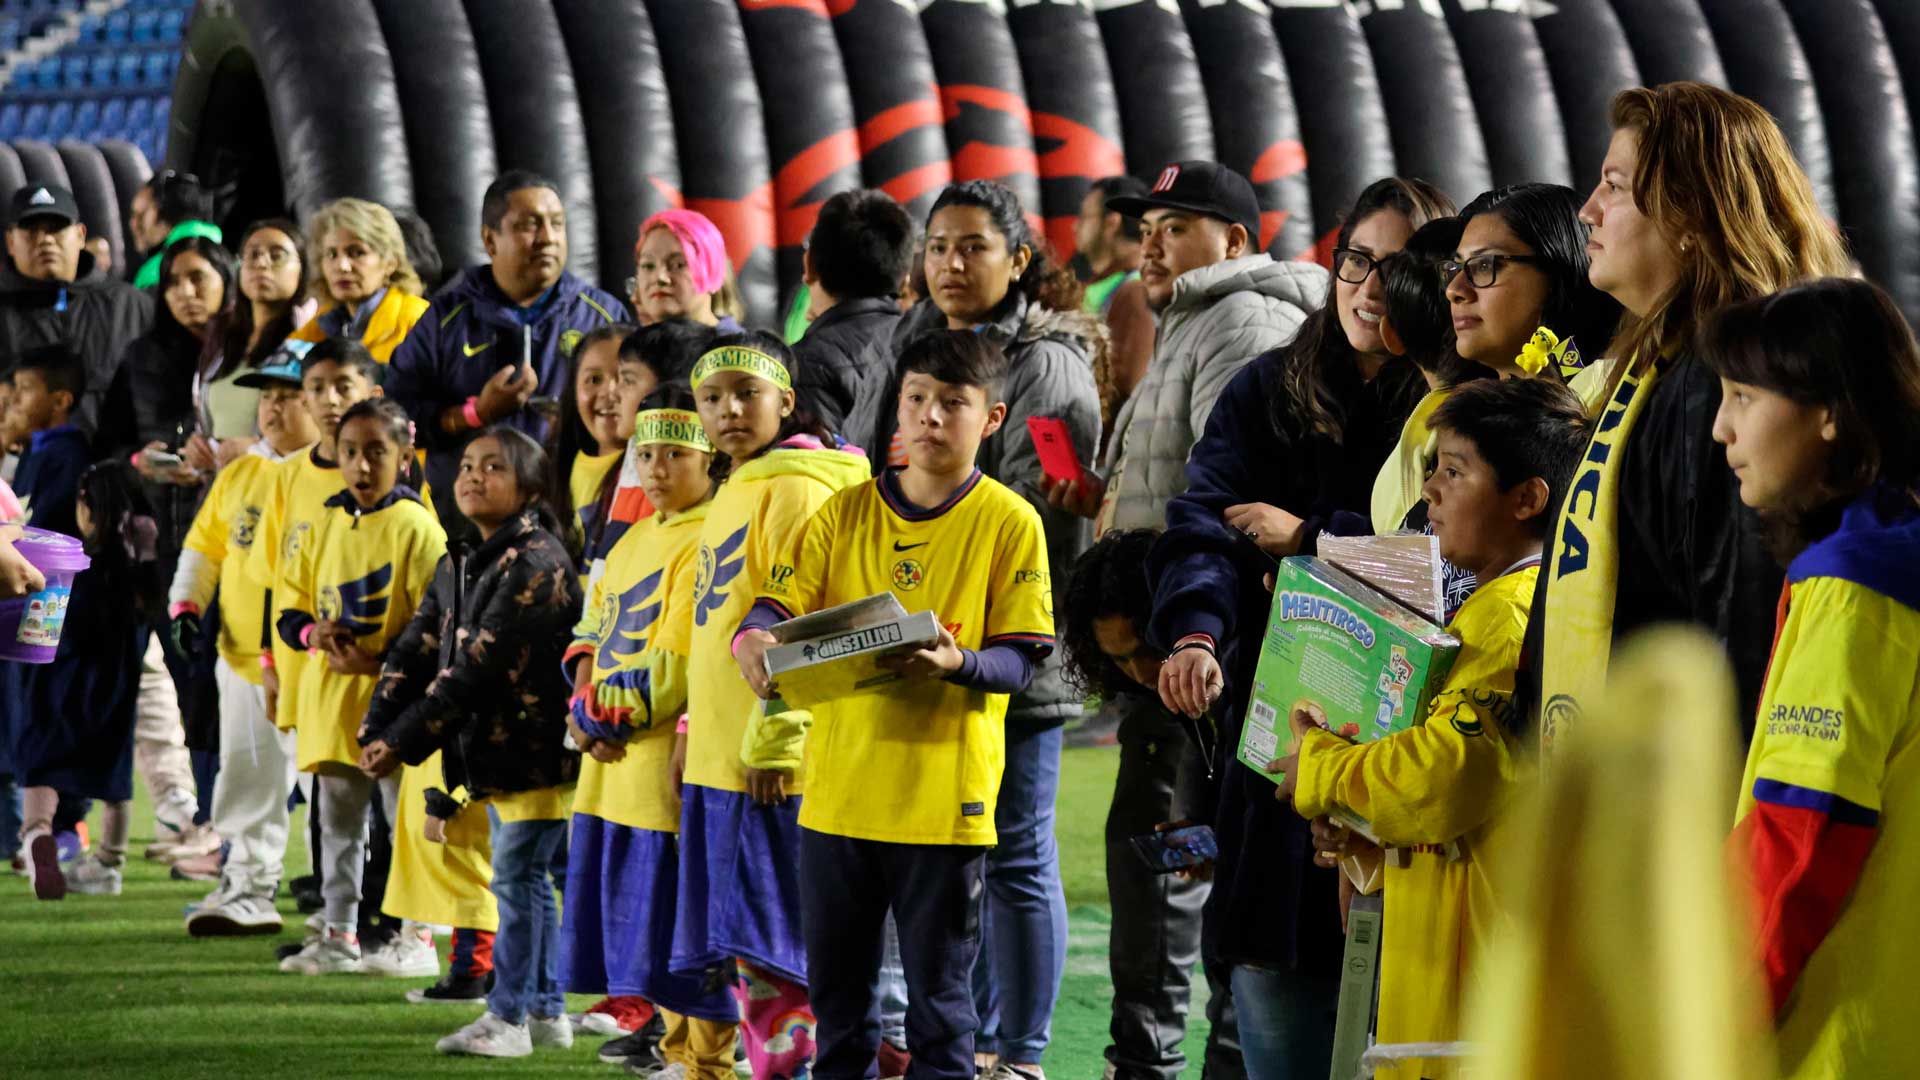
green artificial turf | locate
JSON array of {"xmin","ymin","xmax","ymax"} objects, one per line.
[{"xmin": 0, "ymin": 745, "xmax": 1208, "ymax": 1078}]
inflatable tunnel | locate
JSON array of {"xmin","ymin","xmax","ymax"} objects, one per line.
[{"xmin": 14, "ymin": 0, "xmax": 1919, "ymax": 328}]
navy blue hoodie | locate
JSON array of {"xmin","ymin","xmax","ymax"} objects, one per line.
[{"xmin": 385, "ymin": 265, "xmax": 628, "ymax": 509}]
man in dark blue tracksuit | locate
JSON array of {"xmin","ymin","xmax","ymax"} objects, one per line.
[{"xmin": 385, "ymin": 170, "xmax": 629, "ymax": 535}]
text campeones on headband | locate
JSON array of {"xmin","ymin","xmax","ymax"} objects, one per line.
[
  {"xmin": 631, "ymin": 408, "xmax": 713, "ymax": 452},
  {"xmin": 689, "ymin": 345, "xmax": 792, "ymax": 392}
]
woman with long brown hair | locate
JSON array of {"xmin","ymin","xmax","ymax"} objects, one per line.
[{"xmin": 1527, "ymin": 82, "xmax": 1852, "ymax": 750}]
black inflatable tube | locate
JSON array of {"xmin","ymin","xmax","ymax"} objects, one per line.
[
  {"xmin": 826, "ymin": 0, "xmax": 951, "ymax": 229},
  {"xmin": 0, "ymin": 144, "xmax": 26, "ymax": 204},
  {"xmin": 1869, "ymin": 0, "xmax": 1920, "ymax": 196},
  {"xmin": 462, "ymin": 2, "xmax": 599, "ymax": 284},
  {"xmin": 645, "ymin": 0, "xmax": 777, "ymax": 326},
  {"xmin": 553, "ymin": 0, "xmax": 681, "ymax": 299},
  {"xmin": 10, "ymin": 140, "xmax": 71, "ymax": 190},
  {"xmin": 1178, "ymin": 0, "xmax": 1314, "ymax": 259},
  {"xmin": 1006, "ymin": 0, "xmax": 1126, "ymax": 260},
  {"xmin": 56, "ymin": 140, "xmax": 125, "ymax": 279},
  {"xmin": 739, "ymin": 1, "xmax": 865, "ymax": 308},
  {"xmin": 1780, "ymin": 0, "xmax": 1920, "ymax": 322},
  {"xmin": 167, "ymin": 4, "xmax": 284, "ymax": 234},
  {"xmin": 1608, "ymin": 0, "xmax": 1729, "ymax": 89},
  {"xmin": 1696, "ymin": 0, "xmax": 1836, "ymax": 218},
  {"xmin": 1443, "ymin": 2, "xmax": 1572, "ymax": 189},
  {"xmin": 1269, "ymin": 2, "xmax": 1397, "ymax": 250},
  {"xmin": 1092, "ymin": 0, "xmax": 1214, "ymax": 179},
  {"xmin": 1358, "ymin": 6, "xmax": 1488, "ymax": 205},
  {"xmin": 917, "ymin": 0, "xmax": 1043, "ymax": 225},
  {"xmin": 231, "ymin": 0, "xmax": 412, "ymax": 221},
  {"xmin": 96, "ymin": 139, "xmax": 152, "ymax": 271},
  {"xmin": 367, "ymin": 0, "xmax": 496, "ymax": 274},
  {"xmin": 1531, "ymin": 0, "xmax": 1641, "ymax": 187}
]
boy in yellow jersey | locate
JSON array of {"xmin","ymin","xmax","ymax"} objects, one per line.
[
  {"xmin": 734, "ymin": 331, "xmax": 1055, "ymax": 1080},
  {"xmin": 168, "ymin": 352, "xmax": 319, "ymax": 936},
  {"xmin": 1274, "ymin": 378, "xmax": 1593, "ymax": 1079},
  {"xmin": 560, "ymin": 390, "xmax": 739, "ymax": 1074}
]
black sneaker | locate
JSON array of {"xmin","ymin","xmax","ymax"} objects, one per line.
[
  {"xmin": 599, "ymin": 1017, "xmax": 664, "ymax": 1065},
  {"xmin": 404, "ymin": 971, "xmax": 488, "ymax": 1004}
]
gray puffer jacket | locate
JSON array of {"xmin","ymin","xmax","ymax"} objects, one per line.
[
  {"xmin": 1103, "ymin": 255, "xmax": 1328, "ymax": 532},
  {"xmin": 847, "ymin": 292, "xmax": 1104, "ymax": 729}
]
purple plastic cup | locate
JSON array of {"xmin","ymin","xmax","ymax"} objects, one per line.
[{"xmin": 0, "ymin": 527, "xmax": 92, "ymax": 664}]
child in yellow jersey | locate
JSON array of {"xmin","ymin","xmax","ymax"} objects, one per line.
[
  {"xmin": 1276, "ymin": 378, "xmax": 1593, "ymax": 1080},
  {"xmin": 678, "ymin": 333, "xmax": 869, "ymax": 1078},
  {"xmin": 594, "ymin": 321, "xmax": 724, "ymax": 567},
  {"xmin": 560, "ymin": 388, "xmax": 739, "ymax": 1074},
  {"xmin": 273, "ymin": 399, "xmax": 446, "ymax": 976},
  {"xmin": 359, "ymin": 426, "xmax": 583, "ymax": 1057},
  {"xmin": 558, "ymin": 323, "xmax": 640, "ymax": 570},
  {"xmin": 734, "ymin": 331, "xmax": 1055, "ymax": 1080},
  {"xmin": 1700, "ymin": 280, "xmax": 1920, "ymax": 1080},
  {"xmin": 168, "ymin": 355, "xmax": 319, "ymax": 936}
]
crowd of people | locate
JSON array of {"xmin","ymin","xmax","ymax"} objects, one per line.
[{"xmin": 0, "ymin": 78, "xmax": 1914, "ymax": 1080}]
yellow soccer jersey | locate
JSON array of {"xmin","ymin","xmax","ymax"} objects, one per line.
[
  {"xmin": 1294, "ymin": 563, "xmax": 1537, "ymax": 1080},
  {"xmin": 683, "ymin": 445, "xmax": 870, "ymax": 794},
  {"xmin": 281, "ymin": 492, "xmax": 446, "ymax": 772},
  {"xmin": 247, "ymin": 449, "xmax": 341, "ymax": 729},
  {"xmin": 760, "ymin": 468, "xmax": 1054, "ymax": 847},
  {"xmin": 1370, "ymin": 388, "xmax": 1449, "ymax": 536},
  {"xmin": 572, "ymin": 505, "xmax": 708, "ymax": 831},
  {"xmin": 177, "ymin": 446, "xmax": 303, "ymax": 684}
]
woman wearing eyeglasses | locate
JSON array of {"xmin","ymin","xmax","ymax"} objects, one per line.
[
  {"xmin": 185, "ymin": 219, "xmax": 315, "ymax": 472},
  {"xmin": 1444, "ymin": 183, "xmax": 1623, "ymax": 393},
  {"xmin": 1147, "ymin": 176, "xmax": 1453, "ymax": 1080}
]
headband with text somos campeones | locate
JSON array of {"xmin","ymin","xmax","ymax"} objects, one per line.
[
  {"xmin": 690, "ymin": 345, "xmax": 792, "ymax": 392},
  {"xmin": 631, "ymin": 408, "xmax": 713, "ymax": 452}
]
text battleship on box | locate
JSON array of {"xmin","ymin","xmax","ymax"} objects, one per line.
[{"xmin": 764, "ymin": 593, "xmax": 941, "ymax": 708}]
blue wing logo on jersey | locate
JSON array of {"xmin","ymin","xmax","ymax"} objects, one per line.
[
  {"xmin": 316, "ymin": 563, "xmax": 394, "ymax": 637},
  {"xmin": 693, "ymin": 524, "xmax": 749, "ymax": 627},
  {"xmin": 596, "ymin": 569, "xmax": 665, "ymax": 671}
]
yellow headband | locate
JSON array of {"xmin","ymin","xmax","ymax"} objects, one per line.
[
  {"xmin": 631, "ymin": 409, "xmax": 713, "ymax": 452},
  {"xmin": 690, "ymin": 345, "xmax": 791, "ymax": 392}
]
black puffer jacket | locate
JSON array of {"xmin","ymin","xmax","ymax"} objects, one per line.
[
  {"xmin": 0, "ymin": 251, "xmax": 153, "ymax": 434},
  {"xmin": 791, "ymin": 295, "xmax": 900, "ymax": 434},
  {"xmin": 362, "ymin": 511, "xmax": 581, "ymax": 798},
  {"xmin": 98, "ymin": 327, "xmax": 205, "ymax": 563}
]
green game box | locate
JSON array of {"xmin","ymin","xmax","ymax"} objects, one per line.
[{"xmin": 1239, "ymin": 557, "xmax": 1460, "ymax": 841}]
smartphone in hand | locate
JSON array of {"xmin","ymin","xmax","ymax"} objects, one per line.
[
  {"xmin": 1026, "ymin": 416, "xmax": 1084, "ymax": 486},
  {"xmin": 1130, "ymin": 824, "xmax": 1219, "ymax": 874}
]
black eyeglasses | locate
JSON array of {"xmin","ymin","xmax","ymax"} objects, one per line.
[
  {"xmin": 1441, "ymin": 254, "xmax": 1552, "ymax": 288},
  {"xmin": 1331, "ymin": 247, "xmax": 1383, "ymax": 285}
]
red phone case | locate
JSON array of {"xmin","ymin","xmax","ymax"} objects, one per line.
[{"xmin": 1026, "ymin": 417, "xmax": 1083, "ymax": 485}]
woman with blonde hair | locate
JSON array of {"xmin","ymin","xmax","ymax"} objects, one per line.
[
  {"xmin": 1526, "ymin": 81, "xmax": 1853, "ymax": 750},
  {"xmin": 290, "ymin": 197, "xmax": 430, "ymax": 362}
]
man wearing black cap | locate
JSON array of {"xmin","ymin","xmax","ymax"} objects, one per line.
[
  {"xmin": 1, "ymin": 183, "xmax": 153, "ymax": 434},
  {"xmin": 1045, "ymin": 161, "xmax": 1331, "ymax": 1080}
]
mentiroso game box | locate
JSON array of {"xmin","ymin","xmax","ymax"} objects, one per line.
[{"xmin": 1239, "ymin": 556, "xmax": 1460, "ymax": 835}]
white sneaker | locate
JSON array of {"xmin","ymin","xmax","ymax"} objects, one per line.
[
  {"xmin": 187, "ymin": 891, "xmax": 284, "ymax": 936},
  {"xmin": 982, "ymin": 1066, "xmax": 1046, "ymax": 1080},
  {"xmin": 65, "ymin": 855, "xmax": 123, "ymax": 895},
  {"xmin": 628, "ymin": 1062, "xmax": 689, "ymax": 1079},
  {"xmin": 153, "ymin": 786, "xmax": 198, "ymax": 836},
  {"xmin": 279, "ymin": 926, "xmax": 362, "ymax": 974},
  {"xmin": 437, "ymin": 1012, "xmax": 533, "ymax": 1058},
  {"xmin": 530, "ymin": 1014, "xmax": 573, "ymax": 1049},
  {"xmin": 360, "ymin": 927, "xmax": 440, "ymax": 977}
]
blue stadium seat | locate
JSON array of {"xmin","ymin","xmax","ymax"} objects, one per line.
[
  {"xmin": 103, "ymin": 9, "xmax": 130, "ymax": 44},
  {"xmin": 34, "ymin": 56, "xmax": 60, "ymax": 90},
  {"xmin": 89, "ymin": 52, "xmax": 114, "ymax": 88},
  {"xmin": 45, "ymin": 100, "xmax": 72, "ymax": 138},
  {"xmin": 8, "ymin": 64, "xmax": 33, "ymax": 91},
  {"xmin": 158, "ymin": 7, "xmax": 183, "ymax": 42},
  {"xmin": 0, "ymin": 16, "xmax": 19, "ymax": 49},
  {"xmin": 142, "ymin": 51, "xmax": 168, "ymax": 88},
  {"xmin": 0, "ymin": 103, "xmax": 20, "ymax": 140},
  {"xmin": 60, "ymin": 54, "xmax": 86, "ymax": 89},
  {"xmin": 128, "ymin": 96, "xmax": 153, "ymax": 127},
  {"xmin": 72, "ymin": 98, "xmax": 98, "ymax": 134},
  {"xmin": 116, "ymin": 52, "xmax": 139, "ymax": 87},
  {"xmin": 21, "ymin": 102, "xmax": 49, "ymax": 140},
  {"xmin": 131, "ymin": 10, "xmax": 157, "ymax": 44},
  {"xmin": 100, "ymin": 96, "xmax": 126, "ymax": 131}
]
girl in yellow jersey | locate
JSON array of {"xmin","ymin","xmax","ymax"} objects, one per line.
[
  {"xmin": 273, "ymin": 399, "xmax": 446, "ymax": 976},
  {"xmin": 560, "ymin": 389, "xmax": 738, "ymax": 1074},
  {"xmin": 556, "ymin": 324, "xmax": 640, "ymax": 572},
  {"xmin": 677, "ymin": 334, "xmax": 869, "ymax": 1078},
  {"xmin": 1702, "ymin": 280, "xmax": 1920, "ymax": 1080}
]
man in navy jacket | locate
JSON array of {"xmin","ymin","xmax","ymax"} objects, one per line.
[{"xmin": 385, "ymin": 171, "xmax": 629, "ymax": 534}]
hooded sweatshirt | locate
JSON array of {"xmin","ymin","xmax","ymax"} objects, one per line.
[
  {"xmin": 1103, "ymin": 255, "xmax": 1328, "ymax": 532},
  {"xmin": 385, "ymin": 265, "xmax": 629, "ymax": 511},
  {"xmin": 0, "ymin": 250, "xmax": 153, "ymax": 434},
  {"xmin": 1730, "ymin": 488, "xmax": 1920, "ymax": 1080}
]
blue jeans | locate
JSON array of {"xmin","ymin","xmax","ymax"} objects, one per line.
[
  {"xmin": 0, "ymin": 775, "xmax": 19, "ymax": 858},
  {"xmin": 487, "ymin": 808, "xmax": 567, "ymax": 1024},
  {"xmin": 971, "ymin": 724, "xmax": 1068, "ymax": 1063},
  {"xmin": 1229, "ymin": 964, "xmax": 1338, "ymax": 1080},
  {"xmin": 877, "ymin": 914, "xmax": 908, "ymax": 1049}
]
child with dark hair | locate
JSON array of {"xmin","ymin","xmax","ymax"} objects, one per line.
[
  {"xmin": 1699, "ymin": 277, "xmax": 1920, "ymax": 1079},
  {"xmin": 734, "ymin": 327, "xmax": 1054, "ymax": 1080},
  {"xmin": 793, "ymin": 189, "xmax": 915, "ymax": 432},
  {"xmin": 555, "ymin": 322, "xmax": 639, "ymax": 568},
  {"xmin": 5, "ymin": 346, "xmax": 90, "ymax": 536},
  {"xmin": 1272, "ymin": 375, "xmax": 1593, "ymax": 1079},
  {"xmin": 361, "ymin": 424, "xmax": 582, "ymax": 1058},
  {"xmin": 594, "ymin": 321, "xmax": 725, "ymax": 564},
  {"xmin": 7, "ymin": 461, "xmax": 165, "ymax": 899}
]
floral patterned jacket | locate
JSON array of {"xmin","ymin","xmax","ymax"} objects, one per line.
[{"xmin": 362, "ymin": 511, "xmax": 581, "ymax": 798}]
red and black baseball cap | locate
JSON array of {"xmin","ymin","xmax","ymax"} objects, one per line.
[
  {"xmin": 7, "ymin": 184, "xmax": 80, "ymax": 229},
  {"xmin": 1104, "ymin": 161, "xmax": 1261, "ymax": 239}
]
